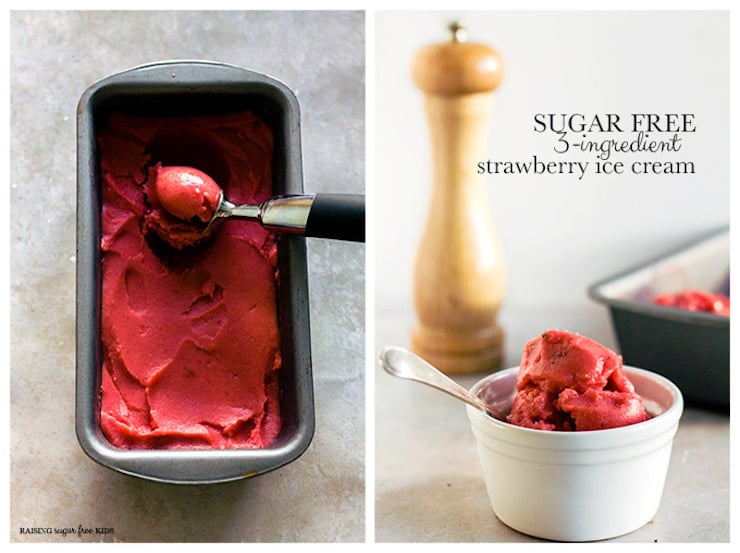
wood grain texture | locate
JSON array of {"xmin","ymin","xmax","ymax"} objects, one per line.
[{"xmin": 411, "ymin": 30, "xmax": 506, "ymax": 374}]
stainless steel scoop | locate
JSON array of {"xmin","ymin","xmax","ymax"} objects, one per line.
[
  {"xmin": 207, "ymin": 192, "xmax": 365, "ymax": 242},
  {"xmin": 379, "ymin": 346, "xmax": 507, "ymax": 421}
]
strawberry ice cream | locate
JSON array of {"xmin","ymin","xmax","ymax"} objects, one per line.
[
  {"xmin": 154, "ymin": 165, "xmax": 222, "ymax": 224},
  {"xmin": 503, "ymin": 329, "xmax": 648, "ymax": 431},
  {"xmin": 98, "ymin": 110, "xmax": 281, "ymax": 449},
  {"xmin": 142, "ymin": 163, "xmax": 223, "ymax": 250},
  {"xmin": 654, "ymin": 289, "xmax": 730, "ymax": 317}
]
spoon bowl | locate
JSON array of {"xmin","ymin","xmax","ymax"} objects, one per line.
[{"xmin": 379, "ymin": 346, "xmax": 508, "ymax": 421}]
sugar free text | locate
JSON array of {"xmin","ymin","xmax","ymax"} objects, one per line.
[{"xmin": 532, "ymin": 113, "xmax": 696, "ymax": 134}]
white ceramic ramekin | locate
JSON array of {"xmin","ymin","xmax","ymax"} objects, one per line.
[{"xmin": 466, "ymin": 366, "xmax": 683, "ymax": 542}]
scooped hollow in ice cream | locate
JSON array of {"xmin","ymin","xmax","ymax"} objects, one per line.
[{"xmin": 503, "ymin": 329, "xmax": 648, "ymax": 431}]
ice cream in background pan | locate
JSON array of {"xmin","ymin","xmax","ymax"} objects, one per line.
[
  {"xmin": 654, "ymin": 289, "xmax": 730, "ymax": 317},
  {"xmin": 482, "ymin": 329, "xmax": 648, "ymax": 431},
  {"xmin": 98, "ymin": 111, "xmax": 281, "ymax": 449}
]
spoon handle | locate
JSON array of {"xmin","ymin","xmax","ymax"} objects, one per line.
[{"xmin": 379, "ymin": 346, "xmax": 497, "ymax": 416}]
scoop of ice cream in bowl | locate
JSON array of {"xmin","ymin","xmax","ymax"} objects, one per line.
[
  {"xmin": 382, "ymin": 329, "xmax": 684, "ymax": 541},
  {"xmin": 468, "ymin": 329, "xmax": 683, "ymax": 541}
]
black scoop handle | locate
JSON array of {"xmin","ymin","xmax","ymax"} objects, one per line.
[{"xmin": 305, "ymin": 194, "xmax": 365, "ymax": 242}]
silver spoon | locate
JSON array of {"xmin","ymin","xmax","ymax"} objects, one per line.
[{"xmin": 378, "ymin": 346, "xmax": 508, "ymax": 421}]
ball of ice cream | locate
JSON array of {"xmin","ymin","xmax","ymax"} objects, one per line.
[
  {"xmin": 154, "ymin": 165, "xmax": 222, "ymax": 223},
  {"xmin": 142, "ymin": 164, "xmax": 222, "ymax": 249},
  {"xmin": 504, "ymin": 329, "xmax": 648, "ymax": 431}
]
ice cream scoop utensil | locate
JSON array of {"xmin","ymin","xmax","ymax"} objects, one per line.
[
  {"xmin": 379, "ymin": 346, "xmax": 507, "ymax": 421},
  {"xmin": 154, "ymin": 165, "xmax": 365, "ymax": 243},
  {"xmin": 206, "ymin": 194, "xmax": 365, "ymax": 242},
  {"xmin": 207, "ymin": 193, "xmax": 365, "ymax": 242}
]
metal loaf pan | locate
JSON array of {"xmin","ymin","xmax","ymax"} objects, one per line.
[
  {"xmin": 76, "ymin": 61, "xmax": 314, "ymax": 483},
  {"xmin": 588, "ymin": 226, "xmax": 729, "ymax": 410}
]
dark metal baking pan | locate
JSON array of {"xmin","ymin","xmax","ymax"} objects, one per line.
[
  {"xmin": 76, "ymin": 60, "xmax": 314, "ymax": 483},
  {"xmin": 588, "ymin": 226, "xmax": 729, "ymax": 410}
]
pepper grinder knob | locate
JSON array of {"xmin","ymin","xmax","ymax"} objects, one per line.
[
  {"xmin": 412, "ymin": 21, "xmax": 504, "ymax": 95},
  {"xmin": 410, "ymin": 23, "xmax": 506, "ymax": 374}
]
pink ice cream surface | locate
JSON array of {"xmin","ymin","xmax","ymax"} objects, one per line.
[
  {"xmin": 98, "ymin": 111, "xmax": 281, "ymax": 450},
  {"xmin": 506, "ymin": 329, "xmax": 648, "ymax": 431}
]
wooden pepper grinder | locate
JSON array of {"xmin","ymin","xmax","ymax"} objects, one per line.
[{"xmin": 410, "ymin": 22, "xmax": 506, "ymax": 374}]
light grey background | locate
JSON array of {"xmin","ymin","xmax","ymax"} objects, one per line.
[
  {"xmin": 376, "ymin": 10, "xmax": 729, "ymax": 326},
  {"xmin": 10, "ymin": 10, "xmax": 365, "ymax": 543}
]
